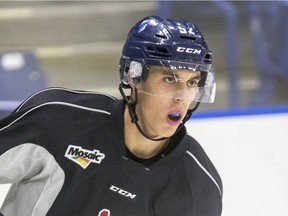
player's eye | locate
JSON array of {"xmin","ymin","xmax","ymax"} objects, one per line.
[
  {"xmin": 163, "ymin": 76, "xmax": 177, "ymax": 84},
  {"xmin": 186, "ymin": 79, "xmax": 199, "ymax": 88}
]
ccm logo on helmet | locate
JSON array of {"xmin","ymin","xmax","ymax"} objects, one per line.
[{"xmin": 176, "ymin": 46, "xmax": 202, "ymax": 54}]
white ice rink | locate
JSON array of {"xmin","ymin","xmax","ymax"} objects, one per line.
[
  {"xmin": 1, "ymin": 109, "xmax": 288, "ymax": 215},
  {"xmin": 187, "ymin": 111, "xmax": 288, "ymax": 216}
]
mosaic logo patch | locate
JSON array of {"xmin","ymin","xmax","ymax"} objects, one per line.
[{"xmin": 65, "ymin": 145, "xmax": 105, "ymax": 169}]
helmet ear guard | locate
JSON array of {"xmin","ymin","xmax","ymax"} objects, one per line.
[
  {"xmin": 119, "ymin": 57, "xmax": 130, "ymax": 87},
  {"xmin": 120, "ymin": 57, "xmax": 149, "ymax": 88}
]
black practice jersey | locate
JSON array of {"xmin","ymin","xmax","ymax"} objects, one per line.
[{"xmin": 0, "ymin": 87, "xmax": 222, "ymax": 216}]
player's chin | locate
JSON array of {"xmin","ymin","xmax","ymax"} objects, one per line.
[
  {"xmin": 163, "ymin": 129, "xmax": 178, "ymax": 138},
  {"xmin": 161, "ymin": 124, "xmax": 181, "ymax": 137}
]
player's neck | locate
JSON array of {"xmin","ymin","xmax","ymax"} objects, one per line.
[{"xmin": 124, "ymin": 106, "xmax": 169, "ymax": 159}]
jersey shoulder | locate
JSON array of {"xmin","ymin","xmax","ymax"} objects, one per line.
[
  {"xmin": 13, "ymin": 87, "xmax": 117, "ymax": 114},
  {"xmin": 184, "ymin": 134, "xmax": 223, "ymax": 195}
]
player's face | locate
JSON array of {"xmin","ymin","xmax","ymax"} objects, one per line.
[{"xmin": 133, "ymin": 66, "xmax": 201, "ymax": 138}]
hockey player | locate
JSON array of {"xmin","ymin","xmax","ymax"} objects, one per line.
[{"xmin": 0, "ymin": 16, "xmax": 222, "ymax": 216}]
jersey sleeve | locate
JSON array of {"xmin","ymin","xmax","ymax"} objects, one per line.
[
  {"xmin": 0, "ymin": 143, "xmax": 64, "ymax": 216},
  {"xmin": 0, "ymin": 89, "xmax": 68, "ymax": 216}
]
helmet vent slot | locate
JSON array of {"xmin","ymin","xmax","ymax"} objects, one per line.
[
  {"xmin": 147, "ymin": 46, "xmax": 154, "ymax": 51},
  {"xmin": 156, "ymin": 47, "xmax": 169, "ymax": 54},
  {"xmin": 204, "ymin": 53, "xmax": 212, "ymax": 64},
  {"xmin": 155, "ymin": 33, "xmax": 167, "ymax": 39},
  {"xmin": 180, "ymin": 35, "xmax": 197, "ymax": 40},
  {"xmin": 145, "ymin": 45, "xmax": 170, "ymax": 56}
]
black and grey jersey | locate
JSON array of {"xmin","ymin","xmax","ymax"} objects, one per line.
[{"xmin": 0, "ymin": 87, "xmax": 222, "ymax": 216}]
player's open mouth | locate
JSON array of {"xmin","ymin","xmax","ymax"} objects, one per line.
[{"xmin": 167, "ymin": 112, "xmax": 182, "ymax": 124}]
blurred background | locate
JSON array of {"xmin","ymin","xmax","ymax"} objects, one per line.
[{"xmin": 0, "ymin": 1, "xmax": 288, "ymax": 118}]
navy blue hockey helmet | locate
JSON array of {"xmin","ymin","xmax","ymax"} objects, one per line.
[{"xmin": 119, "ymin": 15, "xmax": 216, "ymax": 104}]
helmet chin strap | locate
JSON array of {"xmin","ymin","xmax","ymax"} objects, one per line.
[
  {"xmin": 119, "ymin": 83, "xmax": 200, "ymax": 142},
  {"xmin": 119, "ymin": 83, "xmax": 167, "ymax": 141}
]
